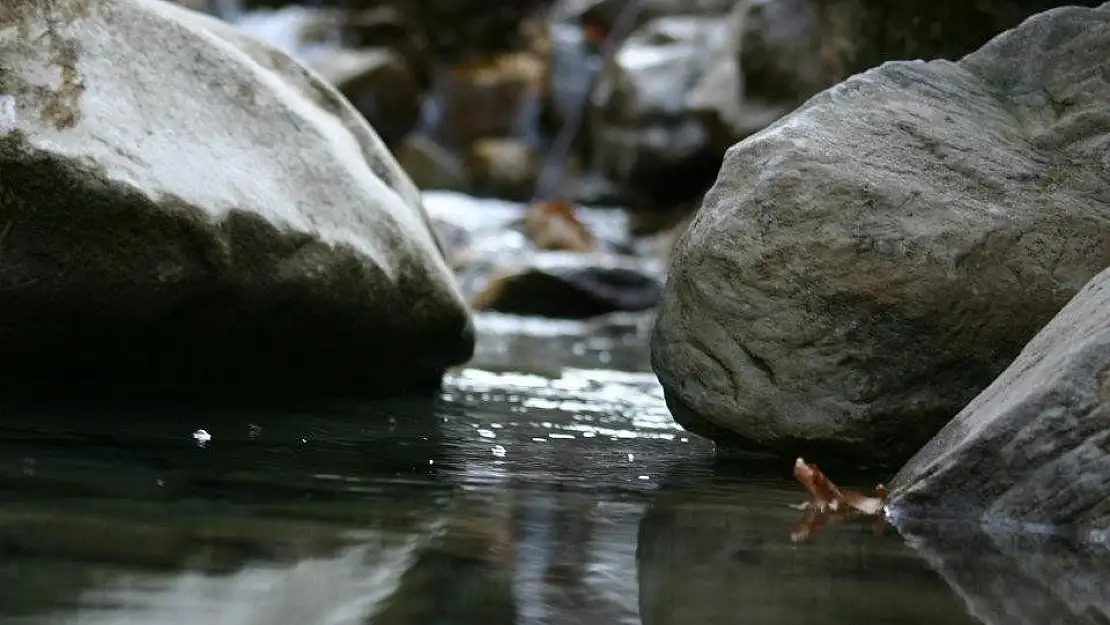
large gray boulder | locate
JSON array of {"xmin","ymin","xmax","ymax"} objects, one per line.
[
  {"xmin": 890, "ymin": 264, "xmax": 1110, "ymax": 536},
  {"xmin": 651, "ymin": 3, "xmax": 1110, "ymax": 463},
  {"xmin": 0, "ymin": 0, "xmax": 473, "ymax": 396}
]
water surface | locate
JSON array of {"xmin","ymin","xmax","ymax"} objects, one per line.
[{"xmin": 0, "ymin": 308, "xmax": 1015, "ymax": 625}]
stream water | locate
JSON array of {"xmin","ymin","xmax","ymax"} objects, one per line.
[
  {"xmin": 0, "ymin": 235, "xmax": 1004, "ymax": 625},
  {"xmin": 3, "ymin": 5, "xmax": 1104, "ymax": 622}
]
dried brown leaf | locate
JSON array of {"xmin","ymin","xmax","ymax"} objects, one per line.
[
  {"xmin": 521, "ymin": 200, "xmax": 596, "ymax": 252},
  {"xmin": 789, "ymin": 458, "xmax": 889, "ymax": 543}
]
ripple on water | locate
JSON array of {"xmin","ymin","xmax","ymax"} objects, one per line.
[{"xmin": 437, "ymin": 367, "xmax": 710, "ymax": 494}]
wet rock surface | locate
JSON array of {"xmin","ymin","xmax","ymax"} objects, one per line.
[
  {"xmin": 0, "ymin": 0, "xmax": 473, "ymax": 396},
  {"xmin": 652, "ymin": 3, "xmax": 1110, "ymax": 464}
]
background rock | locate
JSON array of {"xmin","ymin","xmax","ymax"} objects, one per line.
[
  {"xmin": 588, "ymin": 0, "xmax": 842, "ymax": 211},
  {"xmin": 0, "ymin": 0, "xmax": 473, "ymax": 396},
  {"xmin": 307, "ymin": 47, "xmax": 421, "ymax": 147},
  {"xmin": 467, "ymin": 138, "xmax": 540, "ymax": 201},
  {"xmin": 651, "ymin": 3, "xmax": 1110, "ymax": 464},
  {"xmin": 394, "ymin": 133, "xmax": 473, "ymax": 193},
  {"xmin": 472, "ymin": 254, "xmax": 664, "ymax": 318},
  {"xmin": 588, "ymin": 13, "xmax": 732, "ymax": 209},
  {"xmin": 890, "ymin": 262, "xmax": 1110, "ymax": 535},
  {"xmin": 807, "ymin": 0, "xmax": 1107, "ymax": 80}
]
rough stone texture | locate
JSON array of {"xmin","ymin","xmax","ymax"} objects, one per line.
[
  {"xmin": 651, "ymin": 4, "xmax": 1110, "ymax": 463},
  {"xmin": 0, "ymin": 0, "xmax": 474, "ymax": 396},
  {"xmin": 890, "ymin": 264, "xmax": 1110, "ymax": 534},
  {"xmin": 808, "ymin": 0, "xmax": 1107, "ymax": 81}
]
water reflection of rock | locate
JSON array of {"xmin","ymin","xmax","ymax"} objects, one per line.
[
  {"xmin": 637, "ymin": 459, "xmax": 982, "ymax": 625},
  {"xmin": 417, "ymin": 367, "xmax": 709, "ymax": 625},
  {"xmin": 0, "ymin": 397, "xmax": 454, "ymax": 621},
  {"xmin": 898, "ymin": 520, "xmax": 1110, "ymax": 625}
]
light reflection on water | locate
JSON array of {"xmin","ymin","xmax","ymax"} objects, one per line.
[{"xmin": 0, "ymin": 314, "xmax": 1071, "ymax": 625}]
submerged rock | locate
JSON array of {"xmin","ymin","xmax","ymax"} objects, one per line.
[
  {"xmin": 890, "ymin": 263, "xmax": 1110, "ymax": 536},
  {"xmin": 651, "ymin": 3, "xmax": 1110, "ymax": 463},
  {"xmin": 0, "ymin": 0, "xmax": 473, "ymax": 396},
  {"xmin": 472, "ymin": 253, "xmax": 664, "ymax": 319}
]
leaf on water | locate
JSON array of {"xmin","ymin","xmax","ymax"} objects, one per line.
[
  {"xmin": 841, "ymin": 489, "xmax": 885, "ymax": 516},
  {"xmin": 521, "ymin": 200, "xmax": 597, "ymax": 252},
  {"xmin": 792, "ymin": 457, "xmax": 844, "ymax": 511},
  {"xmin": 789, "ymin": 457, "xmax": 888, "ymax": 543}
]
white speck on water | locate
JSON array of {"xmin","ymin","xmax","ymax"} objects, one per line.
[
  {"xmin": 491, "ymin": 423, "xmax": 504, "ymax": 429},
  {"xmin": 478, "ymin": 428, "xmax": 496, "ymax": 439},
  {"xmin": 192, "ymin": 429, "xmax": 211, "ymax": 446},
  {"xmin": 301, "ymin": 438, "xmax": 307, "ymax": 444},
  {"xmin": 582, "ymin": 431, "xmax": 596, "ymax": 438},
  {"xmin": 540, "ymin": 421, "xmax": 553, "ymax": 429},
  {"xmin": 638, "ymin": 475, "xmax": 650, "ymax": 481},
  {"xmin": 429, "ymin": 459, "xmax": 434, "ymax": 465},
  {"xmin": 491, "ymin": 445, "xmax": 507, "ymax": 458},
  {"xmin": 680, "ymin": 437, "xmax": 689, "ymax": 443},
  {"xmin": 156, "ymin": 479, "xmax": 164, "ymax": 487},
  {"xmin": 531, "ymin": 437, "xmax": 547, "ymax": 442},
  {"xmin": 627, "ymin": 453, "xmax": 635, "ymax": 461},
  {"xmin": 548, "ymin": 433, "xmax": 575, "ymax": 439}
]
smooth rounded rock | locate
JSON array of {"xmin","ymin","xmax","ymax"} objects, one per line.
[
  {"xmin": 0, "ymin": 0, "xmax": 474, "ymax": 397},
  {"xmin": 652, "ymin": 3, "xmax": 1110, "ymax": 463}
]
